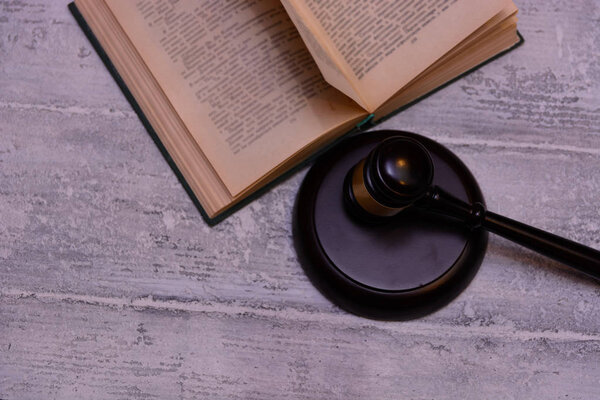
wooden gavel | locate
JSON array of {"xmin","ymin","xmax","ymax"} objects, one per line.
[{"xmin": 343, "ymin": 136, "xmax": 600, "ymax": 280}]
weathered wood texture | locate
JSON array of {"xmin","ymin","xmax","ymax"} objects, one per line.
[{"xmin": 1, "ymin": 1, "xmax": 599, "ymax": 399}]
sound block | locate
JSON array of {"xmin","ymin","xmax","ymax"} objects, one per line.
[{"xmin": 293, "ymin": 131, "xmax": 488, "ymax": 320}]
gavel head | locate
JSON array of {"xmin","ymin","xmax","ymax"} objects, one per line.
[{"xmin": 344, "ymin": 136, "xmax": 434, "ymax": 220}]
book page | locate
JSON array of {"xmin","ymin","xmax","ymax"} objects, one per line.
[
  {"xmin": 286, "ymin": 0, "xmax": 511, "ymax": 111},
  {"xmin": 280, "ymin": 0, "xmax": 368, "ymax": 109},
  {"xmin": 105, "ymin": 0, "xmax": 364, "ymax": 196},
  {"xmin": 374, "ymin": 13, "xmax": 519, "ymax": 120}
]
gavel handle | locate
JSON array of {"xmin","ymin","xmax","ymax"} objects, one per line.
[
  {"xmin": 483, "ymin": 211, "xmax": 600, "ymax": 279},
  {"xmin": 421, "ymin": 186, "xmax": 600, "ymax": 280}
]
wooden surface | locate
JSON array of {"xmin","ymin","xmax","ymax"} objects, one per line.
[{"xmin": 1, "ymin": 1, "xmax": 599, "ymax": 399}]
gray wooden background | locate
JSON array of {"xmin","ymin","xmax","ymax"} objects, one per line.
[{"xmin": 1, "ymin": 1, "xmax": 599, "ymax": 399}]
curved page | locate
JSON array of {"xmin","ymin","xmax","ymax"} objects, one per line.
[{"xmin": 284, "ymin": 0, "xmax": 512, "ymax": 112}]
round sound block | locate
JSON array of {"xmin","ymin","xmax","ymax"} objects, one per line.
[{"xmin": 293, "ymin": 130, "xmax": 488, "ymax": 320}]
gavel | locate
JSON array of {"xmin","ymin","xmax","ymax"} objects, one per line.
[{"xmin": 343, "ymin": 136, "xmax": 600, "ymax": 280}]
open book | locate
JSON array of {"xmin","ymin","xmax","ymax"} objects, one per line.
[{"xmin": 70, "ymin": 0, "xmax": 520, "ymax": 222}]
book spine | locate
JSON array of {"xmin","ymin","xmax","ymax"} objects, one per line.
[{"xmin": 356, "ymin": 114, "xmax": 375, "ymax": 131}]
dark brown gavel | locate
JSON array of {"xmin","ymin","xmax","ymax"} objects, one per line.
[{"xmin": 343, "ymin": 136, "xmax": 600, "ymax": 280}]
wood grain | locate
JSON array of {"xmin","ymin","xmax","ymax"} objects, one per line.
[{"xmin": 1, "ymin": 1, "xmax": 599, "ymax": 399}]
